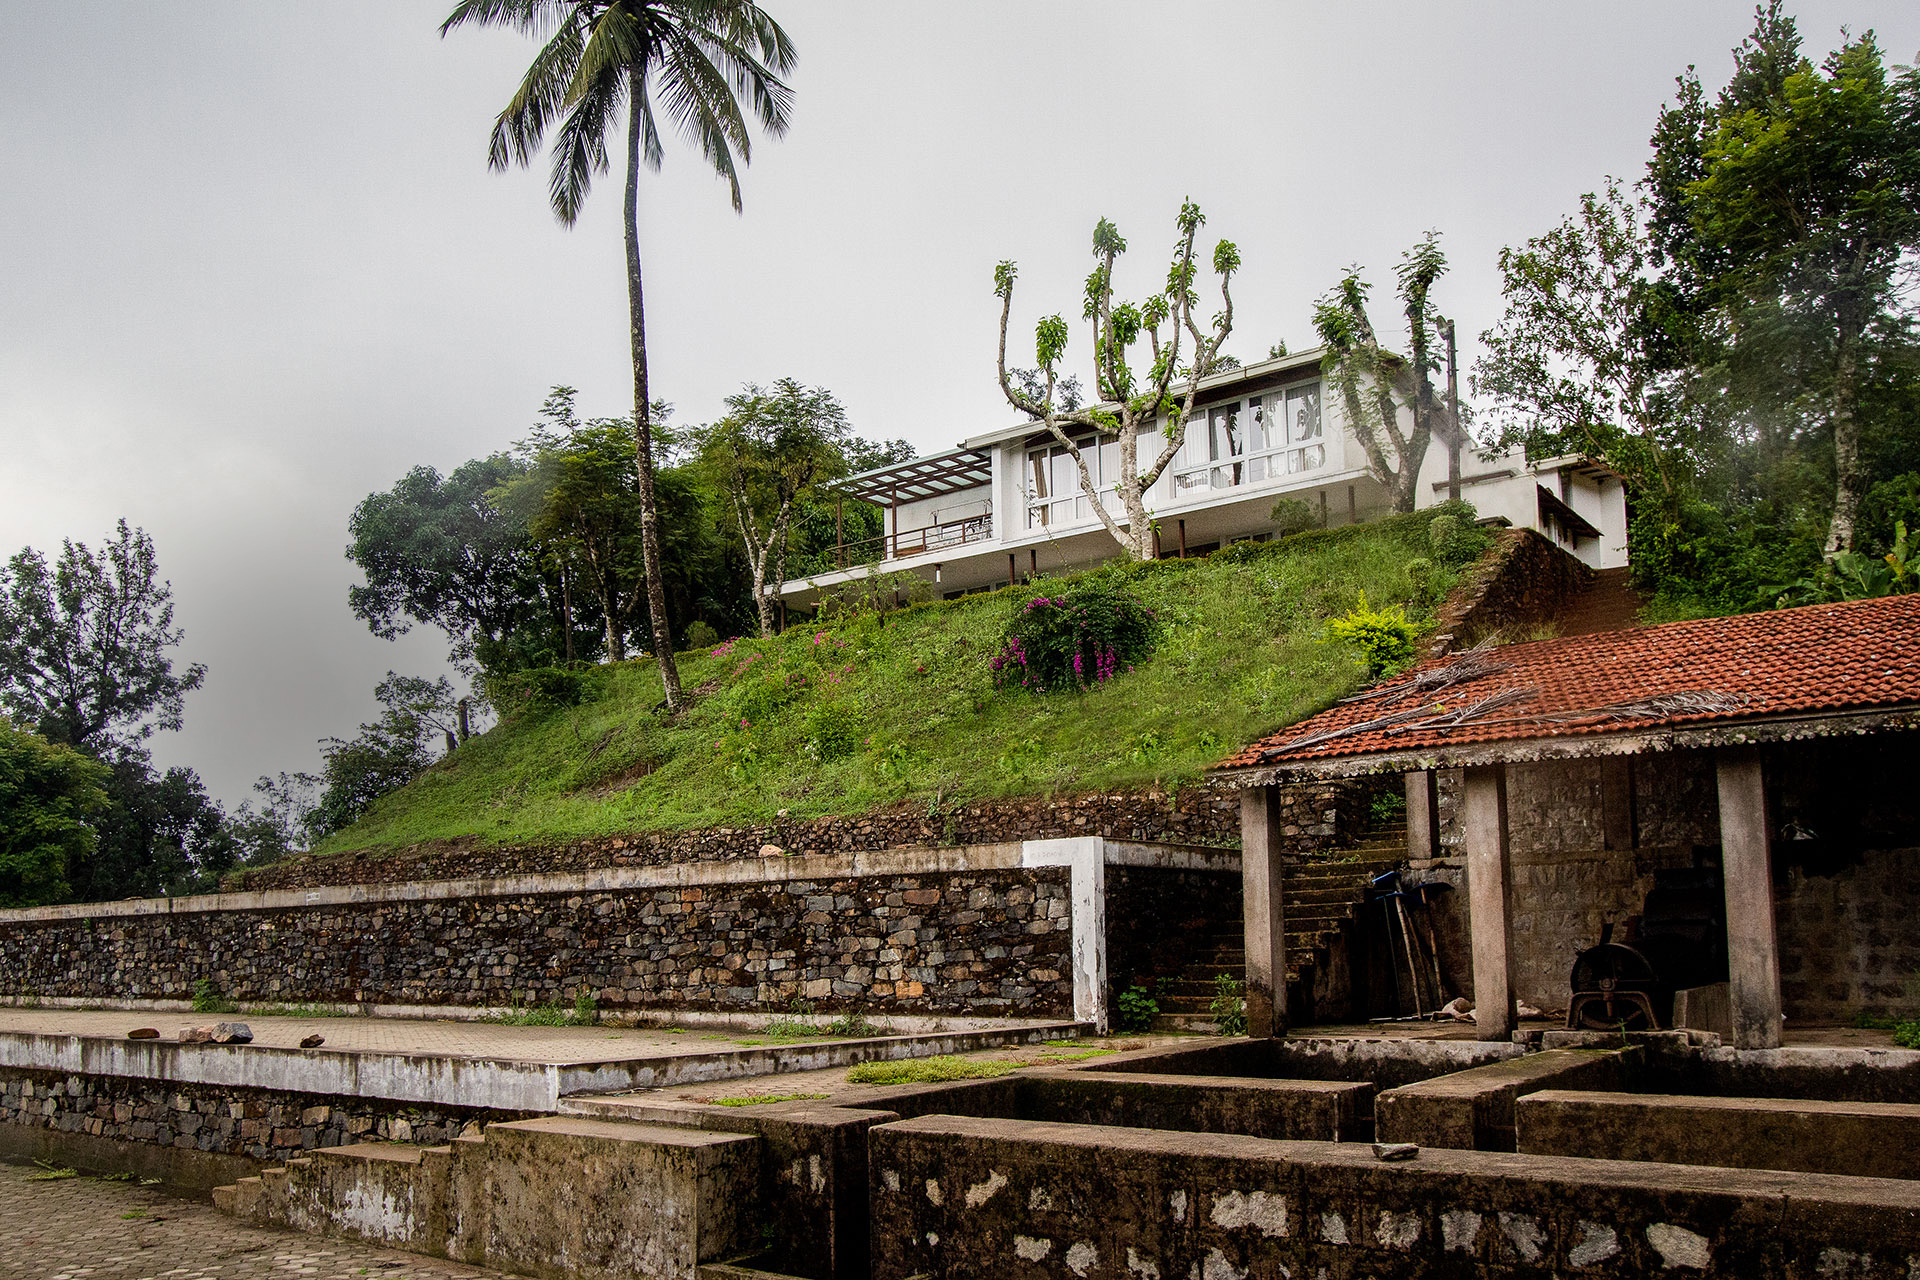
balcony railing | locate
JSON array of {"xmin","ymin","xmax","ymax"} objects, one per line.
[{"xmin": 835, "ymin": 506, "xmax": 994, "ymax": 569}]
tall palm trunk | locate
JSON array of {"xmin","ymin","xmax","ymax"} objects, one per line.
[{"xmin": 625, "ymin": 75, "xmax": 683, "ymax": 711}]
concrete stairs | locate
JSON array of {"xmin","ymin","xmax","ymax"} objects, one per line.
[
  {"xmin": 1153, "ymin": 822, "xmax": 1407, "ymax": 1029},
  {"xmin": 214, "ymin": 1115, "xmax": 759, "ymax": 1279}
]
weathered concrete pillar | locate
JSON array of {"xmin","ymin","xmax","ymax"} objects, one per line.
[
  {"xmin": 1462, "ymin": 764, "xmax": 1515, "ymax": 1042},
  {"xmin": 1406, "ymin": 770, "xmax": 1440, "ymax": 861},
  {"xmin": 1240, "ymin": 785, "xmax": 1288, "ymax": 1037},
  {"xmin": 1600, "ymin": 757, "xmax": 1636, "ymax": 852},
  {"xmin": 1717, "ymin": 750, "xmax": 1782, "ymax": 1050}
]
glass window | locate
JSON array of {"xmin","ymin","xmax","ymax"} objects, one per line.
[
  {"xmin": 1287, "ymin": 382, "xmax": 1322, "ymax": 444},
  {"xmin": 1028, "ymin": 450, "xmax": 1051, "ymax": 502},
  {"xmin": 1248, "ymin": 395, "xmax": 1277, "ymax": 453}
]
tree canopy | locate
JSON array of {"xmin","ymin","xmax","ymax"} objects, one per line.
[
  {"xmin": 696, "ymin": 378, "xmax": 853, "ymax": 636},
  {"xmin": 0, "ymin": 520, "xmax": 206, "ymax": 753},
  {"xmin": 0, "ymin": 721, "xmax": 109, "ymax": 907}
]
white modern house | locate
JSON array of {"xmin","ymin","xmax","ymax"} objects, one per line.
[{"xmin": 778, "ymin": 349, "xmax": 1627, "ymax": 609}]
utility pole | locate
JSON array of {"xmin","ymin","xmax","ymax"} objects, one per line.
[{"xmin": 1440, "ymin": 316, "xmax": 1462, "ymax": 503}]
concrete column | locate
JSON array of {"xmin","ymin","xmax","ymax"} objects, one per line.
[
  {"xmin": 1600, "ymin": 757, "xmax": 1636, "ymax": 853},
  {"xmin": 1406, "ymin": 771, "xmax": 1440, "ymax": 861},
  {"xmin": 1019, "ymin": 838, "xmax": 1108, "ymax": 1032},
  {"xmin": 1462, "ymin": 765, "xmax": 1515, "ymax": 1042},
  {"xmin": 1717, "ymin": 751, "xmax": 1782, "ymax": 1050},
  {"xmin": 1240, "ymin": 785, "xmax": 1288, "ymax": 1037}
]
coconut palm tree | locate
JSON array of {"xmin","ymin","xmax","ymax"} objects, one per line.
[{"xmin": 442, "ymin": 0, "xmax": 797, "ymax": 710}]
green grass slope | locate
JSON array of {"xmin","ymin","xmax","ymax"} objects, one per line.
[{"xmin": 318, "ymin": 509, "xmax": 1486, "ymax": 853}]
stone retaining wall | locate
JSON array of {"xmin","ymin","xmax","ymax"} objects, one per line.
[
  {"xmin": 229, "ymin": 781, "xmax": 1378, "ymax": 894},
  {"xmin": 0, "ymin": 867, "xmax": 1074, "ymax": 1018},
  {"xmin": 232, "ymin": 788, "xmax": 1243, "ymax": 892},
  {"xmin": 1428, "ymin": 527, "xmax": 1594, "ymax": 656},
  {"xmin": 0, "ymin": 1066, "xmax": 515, "ymax": 1189}
]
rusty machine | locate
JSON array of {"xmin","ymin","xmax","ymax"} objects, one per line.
[{"xmin": 1567, "ymin": 867, "xmax": 1728, "ymax": 1031}]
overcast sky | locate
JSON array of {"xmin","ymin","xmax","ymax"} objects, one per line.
[{"xmin": 4, "ymin": 2, "xmax": 1916, "ymax": 810}]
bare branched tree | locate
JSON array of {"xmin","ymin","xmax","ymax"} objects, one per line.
[
  {"xmin": 993, "ymin": 201, "xmax": 1239, "ymax": 560},
  {"xmin": 1314, "ymin": 233, "xmax": 1460, "ymax": 513}
]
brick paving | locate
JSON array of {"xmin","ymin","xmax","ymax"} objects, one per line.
[{"xmin": 0, "ymin": 1159, "xmax": 516, "ymax": 1279}]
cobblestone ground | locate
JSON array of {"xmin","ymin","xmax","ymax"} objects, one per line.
[{"xmin": 0, "ymin": 1160, "xmax": 517, "ymax": 1280}]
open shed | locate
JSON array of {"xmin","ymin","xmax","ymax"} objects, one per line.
[{"xmin": 1213, "ymin": 594, "xmax": 1920, "ymax": 1049}]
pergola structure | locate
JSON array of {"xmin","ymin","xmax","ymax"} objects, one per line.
[
  {"xmin": 823, "ymin": 448, "xmax": 994, "ymax": 568},
  {"xmin": 1212, "ymin": 594, "xmax": 1920, "ymax": 1049}
]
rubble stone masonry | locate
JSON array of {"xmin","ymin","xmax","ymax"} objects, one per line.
[{"xmin": 0, "ymin": 868, "xmax": 1074, "ymax": 1018}]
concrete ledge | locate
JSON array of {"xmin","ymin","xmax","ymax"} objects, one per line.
[
  {"xmin": 0, "ymin": 1021, "xmax": 1086, "ymax": 1112},
  {"xmin": 1083, "ymin": 1034, "xmax": 1525, "ymax": 1090},
  {"xmin": 1018, "ymin": 1069, "xmax": 1371, "ymax": 1141},
  {"xmin": 0, "ymin": 839, "xmax": 1237, "ymax": 927},
  {"xmin": 0, "ymin": 842, "xmax": 1036, "ymax": 924},
  {"xmin": 870, "ymin": 1112, "xmax": 1920, "ymax": 1279},
  {"xmin": 1376, "ymin": 1047, "xmax": 1634, "ymax": 1150},
  {"xmin": 1517, "ymin": 1089, "xmax": 1920, "ymax": 1178}
]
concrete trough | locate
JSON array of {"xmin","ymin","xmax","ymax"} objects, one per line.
[
  {"xmin": 1078, "ymin": 1034, "xmax": 1526, "ymax": 1090},
  {"xmin": 869, "ymin": 1112, "xmax": 1920, "ymax": 1280},
  {"xmin": 1517, "ymin": 1088, "xmax": 1920, "ymax": 1179},
  {"xmin": 1376, "ymin": 1047, "xmax": 1636, "ymax": 1151}
]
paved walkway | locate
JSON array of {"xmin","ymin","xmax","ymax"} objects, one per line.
[
  {"xmin": 0, "ymin": 1159, "xmax": 515, "ymax": 1280},
  {"xmin": 0, "ymin": 1008, "xmax": 802, "ymax": 1064}
]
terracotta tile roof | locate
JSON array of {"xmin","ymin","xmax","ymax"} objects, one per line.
[{"xmin": 1217, "ymin": 593, "xmax": 1920, "ymax": 772}]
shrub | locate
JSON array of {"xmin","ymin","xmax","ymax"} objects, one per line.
[
  {"xmin": 682, "ymin": 620, "xmax": 720, "ymax": 651},
  {"xmin": 486, "ymin": 666, "xmax": 585, "ymax": 718},
  {"xmin": 1404, "ymin": 556, "xmax": 1442, "ymax": 607},
  {"xmin": 813, "ymin": 570, "xmax": 933, "ymax": 621},
  {"xmin": 991, "ymin": 572, "xmax": 1161, "ymax": 693},
  {"xmin": 803, "ymin": 700, "xmax": 863, "ymax": 762},
  {"xmin": 731, "ymin": 667, "xmax": 813, "ymax": 726},
  {"xmin": 1209, "ymin": 974, "xmax": 1248, "ymax": 1036},
  {"xmin": 1427, "ymin": 504, "xmax": 1490, "ymax": 566},
  {"xmin": 191, "ymin": 978, "xmax": 238, "ymax": 1014},
  {"xmin": 827, "ymin": 1010, "xmax": 887, "ymax": 1038},
  {"xmin": 1326, "ymin": 592, "xmax": 1421, "ymax": 678},
  {"xmin": 1895, "ymin": 1020, "xmax": 1920, "ymax": 1050},
  {"xmin": 1115, "ymin": 985, "xmax": 1159, "ymax": 1032},
  {"xmin": 1270, "ymin": 497, "xmax": 1318, "ymax": 538}
]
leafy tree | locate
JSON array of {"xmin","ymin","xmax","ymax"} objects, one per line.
[
  {"xmin": 223, "ymin": 771, "xmax": 321, "ymax": 871},
  {"xmin": 1313, "ymin": 234, "xmax": 1460, "ymax": 513},
  {"xmin": 0, "ymin": 721, "xmax": 109, "ymax": 907},
  {"xmin": 992, "ymin": 201, "xmax": 1240, "ymax": 560},
  {"xmin": 0, "ymin": 520, "xmax": 206, "ymax": 753},
  {"xmin": 305, "ymin": 674, "xmax": 460, "ymax": 841},
  {"xmin": 1648, "ymin": 4, "xmax": 1920, "ymax": 554},
  {"xmin": 697, "ymin": 379, "xmax": 853, "ymax": 636},
  {"xmin": 1474, "ymin": 180, "xmax": 1709, "ymax": 510},
  {"xmin": 444, "ymin": 0, "xmax": 798, "ymax": 713},
  {"xmin": 72, "ymin": 755, "xmax": 234, "ymax": 902},
  {"xmin": 495, "ymin": 395, "xmax": 653, "ymax": 661},
  {"xmin": 347, "ymin": 455, "xmax": 564, "ymax": 672}
]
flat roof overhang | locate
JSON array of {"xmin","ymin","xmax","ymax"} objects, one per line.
[{"xmin": 1209, "ymin": 704, "xmax": 1920, "ymax": 789}]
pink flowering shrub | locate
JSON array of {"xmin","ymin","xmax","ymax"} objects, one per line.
[{"xmin": 990, "ymin": 573, "xmax": 1160, "ymax": 693}]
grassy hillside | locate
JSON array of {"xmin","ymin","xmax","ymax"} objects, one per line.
[{"xmin": 317, "ymin": 509, "xmax": 1487, "ymax": 853}]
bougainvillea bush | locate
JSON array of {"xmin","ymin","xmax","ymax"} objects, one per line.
[{"xmin": 990, "ymin": 572, "xmax": 1161, "ymax": 693}]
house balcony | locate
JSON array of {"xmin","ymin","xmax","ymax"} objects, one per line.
[{"xmin": 834, "ymin": 506, "xmax": 996, "ymax": 570}]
